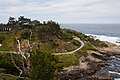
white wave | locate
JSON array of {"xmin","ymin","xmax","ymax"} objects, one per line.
[
  {"xmin": 111, "ymin": 56, "xmax": 116, "ymax": 59},
  {"xmin": 108, "ymin": 71, "xmax": 120, "ymax": 75},
  {"xmin": 116, "ymin": 58, "xmax": 120, "ymax": 61},
  {"xmin": 114, "ymin": 78, "xmax": 120, "ymax": 80},
  {"xmin": 86, "ymin": 34, "xmax": 120, "ymax": 46}
]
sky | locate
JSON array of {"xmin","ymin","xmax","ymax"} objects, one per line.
[{"xmin": 0, "ymin": 0, "xmax": 120, "ymax": 23}]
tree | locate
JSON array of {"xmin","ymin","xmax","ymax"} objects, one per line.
[
  {"xmin": 30, "ymin": 50, "xmax": 59, "ymax": 80},
  {"xmin": 18, "ymin": 16, "xmax": 25, "ymax": 22},
  {"xmin": 7, "ymin": 17, "xmax": 16, "ymax": 26},
  {"xmin": 46, "ymin": 20, "xmax": 60, "ymax": 32},
  {"xmin": 43, "ymin": 21, "xmax": 46, "ymax": 25},
  {"xmin": 31, "ymin": 20, "xmax": 41, "ymax": 26},
  {"xmin": 18, "ymin": 16, "xmax": 26, "ymax": 26}
]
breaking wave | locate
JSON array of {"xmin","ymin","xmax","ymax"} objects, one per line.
[{"xmin": 86, "ymin": 34, "xmax": 120, "ymax": 46}]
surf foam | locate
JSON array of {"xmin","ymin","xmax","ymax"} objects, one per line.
[{"xmin": 86, "ymin": 34, "xmax": 120, "ymax": 46}]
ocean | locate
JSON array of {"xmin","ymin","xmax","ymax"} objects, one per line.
[
  {"xmin": 61, "ymin": 24, "xmax": 120, "ymax": 46},
  {"xmin": 60, "ymin": 24, "xmax": 120, "ymax": 80}
]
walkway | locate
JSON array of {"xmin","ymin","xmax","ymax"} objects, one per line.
[
  {"xmin": 0, "ymin": 37, "xmax": 84, "ymax": 56},
  {"xmin": 54, "ymin": 37, "xmax": 84, "ymax": 55}
]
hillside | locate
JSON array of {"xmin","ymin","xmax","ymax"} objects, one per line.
[{"xmin": 0, "ymin": 16, "xmax": 109, "ymax": 79}]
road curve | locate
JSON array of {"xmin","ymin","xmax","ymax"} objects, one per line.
[{"xmin": 54, "ymin": 37, "xmax": 84, "ymax": 55}]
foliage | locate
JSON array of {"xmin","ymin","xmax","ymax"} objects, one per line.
[
  {"xmin": 62, "ymin": 29, "xmax": 82, "ymax": 36},
  {"xmin": 71, "ymin": 39, "xmax": 81, "ymax": 47},
  {"xmin": 0, "ymin": 35, "xmax": 5, "ymax": 43},
  {"xmin": 7, "ymin": 17, "xmax": 16, "ymax": 26},
  {"xmin": 31, "ymin": 20, "xmax": 41, "ymax": 26},
  {"xmin": 21, "ymin": 29, "xmax": 30, "ymax": 39},
  {"xmin": 0, "ymin": 53, "xmax": 19, "ymax": 75},
  {"xmin": 0, "ymin": 16, "xmax": 109, "ymax": 79},
  {"xmin": 0, "ymin": 74, "xmax": 17, "ymax": 80},
  {"xmin": 91, "ymin": 39, "xmax": 108, "ymax": 47},
  {"xmin": 46, "ymin": 20, "xmax": 60, "ymax": 32},
  {"xmin": 62, "ymin": 29, "xmax": 108, "ymax": 47},
  {"xmin": 58, "ymin": 54, "xmax": 78, "ymax": 67},
  {"xmin": 30, "ymin": 50, "xmax": 60, "ymax": 80},
  {"xmin": 0, "ymin": 33, "xmax": 16, "ymax": 51},
  {"xmin": 75, "ymin": 42, "xmax": 97, "ymax": 58},
  {"xmin": 58, "ymin": 30, "xmax": 73, "ymax": 41}
]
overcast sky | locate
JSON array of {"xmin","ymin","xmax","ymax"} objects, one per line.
[{"xmin": 0, "ymin": 0, "xmax": 120, "ymax": 23}]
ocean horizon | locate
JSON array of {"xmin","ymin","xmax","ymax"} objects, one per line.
[{"xmin": 61, "ymin": 24, "xmax": 120, "ymax": 46}]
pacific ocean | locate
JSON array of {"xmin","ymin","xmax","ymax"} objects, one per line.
[
  {"xmin": 61, "ymin": 24, "xmax": 120, "ymax": 45},
  {"xmin": 60, "ymin": 24, "xmax": 120, "ymax": 80}
]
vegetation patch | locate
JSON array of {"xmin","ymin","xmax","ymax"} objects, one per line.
[
  {"xmin": 58, "ymin": 54, "xmax": 78, "ymax": 67},
  {"xmin": 75, "ymin": 42, "xmax": 97, "ymax": 58},
  {"xmin": 0, "ymin": 74, "xmax": 17, "ymax": 80},
  {"xmin": 0, "ymin": 16, "xmax": 109, "ymax": 79}
]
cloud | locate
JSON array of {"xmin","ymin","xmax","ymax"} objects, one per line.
[{"xmin": 0, "ymin": 0, "xmax": 120, "ymax": 23}]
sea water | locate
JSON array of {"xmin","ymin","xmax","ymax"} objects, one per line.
[
  {"xmin": 94, "ymin": 56, "xmax": 120, "ymax": 80},
  {"xmin": 61, "ymin": 24, "xmax": 120, "ymax": 46},
  {"xmin": 61, "ymin": 24, "xmax": 120, "ymax": 80}
]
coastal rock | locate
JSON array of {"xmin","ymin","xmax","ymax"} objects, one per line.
[
  {"xmin": 88, "ymin": 72, "xmax": 112, "ymax": 80},
  {"xmin": 56, "ymin": 43, "xmax": 120, "ymax": 80},
  {"xmin": 98, "ymin": 44, "xmax": 120, "ymax": 55}
]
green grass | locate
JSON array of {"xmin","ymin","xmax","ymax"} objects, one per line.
[
  {"xmin": 0, "ymin": 52, "xmax": 21, "ymax": 75},
  {"xmin": 0, "ymin": 33, "xmax": 16, "ymax": 51},
  {"xmin": 58, "ymin": 54, "xmax": 78, "ymax": 67},
  {"xmin": 0, "ymin": 28, "xmax": 107, "ymax": 70},
  {"xmin": 71, "ymin": 39, "xmax": 81, "ymax": 47},
  {"xmin": 0, "ymin": 74, "xmax": 17, "ymax": 80},
  {"xmin": 56, "ymin": 41, "xmax": 98, "ymax": 68},
  {"xmin": 0, "ymin": 68, "xmax": 6, "ymax": 73},
  {"xmin": 75, "ymin": 42, "xmax": 97, "ymax": 58}
]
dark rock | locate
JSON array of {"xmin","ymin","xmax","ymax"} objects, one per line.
[{"xmin": 88, "ymin": 72, "xmax": 112, "ymax": 80}]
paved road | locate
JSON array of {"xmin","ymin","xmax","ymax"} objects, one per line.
[{"xmin": 54, "ymin": 37, "xmax": 84, "ymax": 55}]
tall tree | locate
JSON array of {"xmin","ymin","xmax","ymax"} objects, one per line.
[
  {"xmin": 7, "ymin": 17, "xmax": 16, "ymax": 26},
  {"xmin": 18, "ymin": 16, "xmax": 25, "ymax": 28},
  {"xmin": 46, "ymin": 20, "xmax": 60, "ymax": 32}
]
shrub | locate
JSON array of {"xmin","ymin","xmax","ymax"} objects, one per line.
[
  {"xmin": 30, "ymin": 50, "xmax": 60, "ymax": 80},
  {"xmin": 0, "ymin": 35, "xmax": 5, "ymax": 43},
  {"xmin": 21, "ymin": 29, "xmax": 30, "ymax": 39}
]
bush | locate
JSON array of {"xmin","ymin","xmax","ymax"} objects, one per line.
[
  {"xmin": 71, "ymin": 39, "xmax": 81, "ymax": 47},
  {"xmin": 21, "ymin": 29, "xmax": 30, "ymax": 39},
  {"xmin": 0, "ymin": 35, "xmax": 5, "ymax": 43},
  {"xmin": 0, "ymin": 53, "xmax": 20, "ymax": 75},
  {"xmin": 58, "ymin": 54, "xmax": 78, "ymax": 67},
  {"xmin": 30, "ymin": 50, "xmax": 60, "ymax": 80}
]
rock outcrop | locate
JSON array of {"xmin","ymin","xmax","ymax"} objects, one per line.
[{"xmin": 56, "ymin": 42, "xmax": 120, "ymax": 80}]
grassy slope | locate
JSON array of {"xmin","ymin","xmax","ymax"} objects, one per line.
[
  {"xmin": 0, "ymin": 28, "xmax": 108, "ymax": 78},
  {"xmin": 0, "ymin": 74, "xmax": 17, "ymax": 80},
  {"xmin": 56, "ymin": 29, "xmax": 107, "ymax": 67},
  {"xmin": 0, "ymin": 33, "xmax": 15, "ymax": 51}
]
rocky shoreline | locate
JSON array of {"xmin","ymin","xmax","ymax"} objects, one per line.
[{"xmin": 56, "ymin": 42, "xmax": 120, "ymax": 80}]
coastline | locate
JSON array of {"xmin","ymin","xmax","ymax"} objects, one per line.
[
  {"xmin": 56, "ymin": 39, "xmax": 120, "ymax": 80},
  {"xmin": 86, "ymin": 34, "xmax": 120, "ymax": 46}
]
